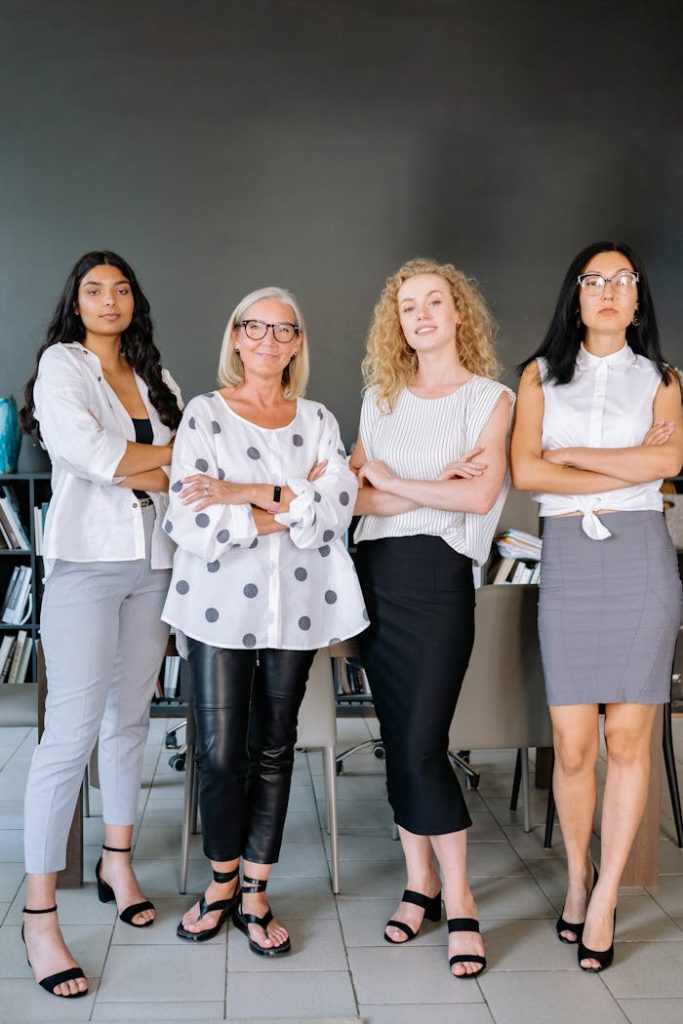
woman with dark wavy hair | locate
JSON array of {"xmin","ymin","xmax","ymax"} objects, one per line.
[
  {"xmin": 511, "ymin": 241, "xmax": 683, "ymax": 973},
  {"xmin": 20, "ymin": 251, "xmax": 182, "ymax": 998}
]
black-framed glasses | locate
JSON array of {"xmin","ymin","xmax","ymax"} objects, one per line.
[
  {"xmin": 239, "ymin": 319, "xmax": 300, "ymax": 344},
  {"xmin": 577, "ymin": 271, "xmax": 639, "ymax": 295}
]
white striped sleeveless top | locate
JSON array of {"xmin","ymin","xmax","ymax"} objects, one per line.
[{"xmin": 353, "ymin": 376, "xmax": 514, "ymax": 566}]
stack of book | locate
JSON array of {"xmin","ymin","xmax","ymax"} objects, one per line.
[
  {"xmin": 1, "ymin": 566, "xmax": 32, "ymax": 624},
  {"xmin": 336, "ymin": 659, "xmax": 371, "ymax": 696},
  {"xmin": 488, "ymin": 529, "xmax": 542, "ymax": 585},
  {"xmin": 0, "ymin": 486, "xmax": 30, "ymax": 551},
  {"xmin": 0, "ymin": 630, "xmax": 34, "ymax": 684}
]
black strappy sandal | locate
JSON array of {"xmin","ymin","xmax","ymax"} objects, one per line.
[
  {"xmin": 578, "ymin": 908, "xmax": 617, "ymax": 973},
  {"xmin": 556, "ymin": 863, "xmax": 599, "ymax": 945},
  {"xmin": 384, "ymin": 888, "xmax": 442, "ymax": 943},
  {"xmin": 95, "ymin": 844, "xmax": 155, "ymax": 927},
  {"xmin": 21, "ymin": 905, "xmax": 88, "ymax": 998},
  {"xmin": 448, "ymin": 918, "xmax": 487, "ymax": 978},
  {"xmin": 232, "ymin": 874, "xmax": 291, "ymax": 957},
  {"xmin": 176, "ymin": 866, "xmax": 240, "ymax": 942}
]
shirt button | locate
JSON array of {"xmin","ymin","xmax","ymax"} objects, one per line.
[
  {"xmin": 132, "ymin": 503, "xmax": 138, "ymax": 508},
  {"xmin": 97, "ymin": 376, "xmax": 102, "ymax": 381}
]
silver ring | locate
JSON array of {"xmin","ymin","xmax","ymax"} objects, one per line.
[{"xmin": 204, "ymin": 482, "xmax": 209, "ymax": 495}]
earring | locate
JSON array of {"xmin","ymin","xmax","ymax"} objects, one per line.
[{"xmin": 632, "ymin": 311, "xmax": 641, "ymax": 327}]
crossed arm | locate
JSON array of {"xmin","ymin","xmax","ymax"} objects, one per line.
[
  {"xmin": 510, "ymin": 364, "xmax": 683, "ymax": 494},
  {"xmin": 351, "ymin": 393, "xmax": 512, "ymax": 517}
]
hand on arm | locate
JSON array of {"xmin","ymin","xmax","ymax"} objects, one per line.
[
  {"xmin": 540, "ymin": 375, "xmax": 683, "ymax": 483},
  {"xmin": 356, "ymin": 394, "xmax": 513, "ymax": 515},
  {"xmin": 351, "ymin": 435, "xmax": 420, "ymax": 516},
  {"xmin": 178, "ymin": 460, "xmax": 328, "ymax": 514},
  {"xmin": 510, "ymin": 363, "xmax": 631, "ymax": 493}
]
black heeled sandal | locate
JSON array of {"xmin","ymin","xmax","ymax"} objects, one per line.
[
  {"xmin": 232, "ymin": 874, "xmax": 291, "ymax": 957},
  {"xmin": 176, "ymin": 866, "xmax": 240, "ymax": 942},
  {"xmin": 448, "ymin": 918, "xmax": 487, "ymax": 978},
  {"xmin": 578, "ymin": 908, "xmax": 617, "ymax": 973},
  {"xmin": 384, "ymin": 888, "xmax": 442, "ymax": 944},
  {"xmin": 556, "ymin": 862, "xmax": 599, "ymax": 945},
  {"xmin": 21, "ymin": 905, "xmax": 88, "ymax": 998},
  {"xmin": 95, "ymin": 844, "xmax": 155, "ymax": 927}
]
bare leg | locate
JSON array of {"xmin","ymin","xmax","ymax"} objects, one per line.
[
  {"xmin": 431, "ymin": 829, "xmax": 485, "ymax": 976},
  {"xmin": 550, "ymin": 704, "xmax": 600, "ymax": 941},
  {"xmin": 23, "ymin": 874, "xmax": 88, "ymax": 997},
  {"xmin": 581, "ymin": 702, "xmax": 656, "ymax": 969},
  {"xmin": 179, "ymin": 856, "xmax": 240, "ymax": 935},
  {"xmin": 384, "ymin": 826, "xmax": 441, "ymax": 943},
  {"xmin": 241, "ymin": 860, "xmax": 289, "ymax": 949},
  {"xmin": 98, "ymin": 823, "xmax": 154, "ymax": 925}
]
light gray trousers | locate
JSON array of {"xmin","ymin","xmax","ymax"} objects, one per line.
[{"xmin": 24, "ymin": 505, "xmax": 171, "ymax": 874}]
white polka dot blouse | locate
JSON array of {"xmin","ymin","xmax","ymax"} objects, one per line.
[{"xmin": 161, "ymin": 392, "xmax": 369, "ymax": 650}]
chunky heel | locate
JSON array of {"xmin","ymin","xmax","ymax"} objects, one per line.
[
  {"xmin": 177, "ymin": 866, "xmax": 240, "ymax": 942},
  {"xmin": 21, "ymin": 905, "xmax": 88, "ymax": 998},
  {"xmin": 384, "ymin": 888, "xmax": 442, "ymax": 943},
  {"xmin": 95, "ymin": 845, "xmax": 155, "ymax": 927}
]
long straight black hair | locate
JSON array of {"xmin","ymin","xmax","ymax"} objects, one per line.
[
  {"xmin": 518, "ymin": 241, "xmax": 672, "ymax": 386},
  {"xmin": 21, "ymin": 250, "xmax": 182, "ymax": 434}
]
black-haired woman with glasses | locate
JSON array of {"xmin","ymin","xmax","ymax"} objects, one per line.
[
  {"xmin": 511, "ymin": 241, "xmax": 683, "ymax": 973},
  {"xmin": 163, "ymin": 286, "xmax": 367, "ymax": 956}
]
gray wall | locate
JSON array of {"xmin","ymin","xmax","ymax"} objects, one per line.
[{"xmin": 2, "ymin": 0, "xmax": 681, "ymax": 445}]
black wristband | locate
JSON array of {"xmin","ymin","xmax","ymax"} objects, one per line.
[{"xmin": 273, "ymin": 485, "xmax": 282, "ymax": 503}]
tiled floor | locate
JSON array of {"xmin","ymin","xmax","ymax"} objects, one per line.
[{"xmin": 1, "ymin": 715, "xmax": 683, "ymax": 1023}]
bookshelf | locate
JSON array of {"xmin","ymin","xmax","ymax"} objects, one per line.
[{"xmin": 0, "ymin": 471, "xmax": 51, "ymax": 684}]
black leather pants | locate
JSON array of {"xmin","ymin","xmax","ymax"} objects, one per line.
[{"xmin": 187, "ymin": 641, "xmax": 315, "ymax": 864}]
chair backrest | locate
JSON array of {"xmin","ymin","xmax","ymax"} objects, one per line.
[
  {"xmin": 449, "ymin": 584, "xmax": 552, "ymax": 750},
  {"xmin": 297, "ymin": 648, "xmax": 337, "ymax": 749}
]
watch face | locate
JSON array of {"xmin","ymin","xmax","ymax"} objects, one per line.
[{"xmin": 274, "ymin": 486, "xmax": 282, "ymax": 502}]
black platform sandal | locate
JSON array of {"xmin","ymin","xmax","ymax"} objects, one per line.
[
  {"xmin": 95, "ymin": 844, "xmax": 155, "ymax": 927},
  {"xmin": 578, "ymin": 908, "xmax": 617, "ymax": 973},
  {"xmin": 176, "ymin": 866, "xmax": 240, "ymax": 942},
  {"xmin": 21, "ymin": 905, "xmax": 88, "ymax": 998},
  {"xmin": 384, "ymin": 888, "xmax": 442, "ymax": 944},
  {"xmin": 556, "ymin": 863, "xmax": 599, "ymax": 945},
  {"xmin": 448, "ymin": 918, "xmax": 487, "ymax": 978},
  {"xmin": 232, "ymin": 874, "xmax": 291, "ymax": 957}
]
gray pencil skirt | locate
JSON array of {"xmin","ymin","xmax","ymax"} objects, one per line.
[{"xmin": 539, "ymin": 511, "xmax": 682, "ymax": 705}]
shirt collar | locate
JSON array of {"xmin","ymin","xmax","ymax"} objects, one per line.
[{"xmin": 576, "ymin": 342, "xmax": 637, "ymax": 372}]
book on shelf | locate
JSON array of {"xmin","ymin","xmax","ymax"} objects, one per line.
[
  {"xmin": 0, "ymin": 486, "xmax": 30, "ymax": 550},
  {"xmin": 1, "ymin": 565, "xmax": 32, "ymax": 624},
  {"xmin": 495, "ymin": 528, "xmax": 542, "ymax": 562},
  {"xmin": 163, "ymin": 655, "xmax": 180, "ymax": 698},
  {"xmin": 336, "ymin": 658, "xmax": 370, "ymax": 696},
  {"xmin": 6, "ymin": 631, "xmax": 33, "ymax": 684},
  {"xmin": 0, "ymin": 635, "xmax": 15, "ymax": 683},
  {"xmin": 488, "ymin": 556, "xmax": 542, "ymax": 585},
  {"xmin": 32, "ymin": 502, "xmax": 49, "ymax": 556}
]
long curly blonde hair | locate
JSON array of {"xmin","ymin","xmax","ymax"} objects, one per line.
[{"xmin": 362, "ymin": 258, "xmax": 501, "ymax": 411}]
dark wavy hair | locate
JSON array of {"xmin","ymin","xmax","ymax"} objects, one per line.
[
  {"xmin": 21, "ymin": 250, "xmax": 182, "ymax": 435},
  {"xmin": 519, "ymin": 241, "xmax": 673, "ymax": 386}
]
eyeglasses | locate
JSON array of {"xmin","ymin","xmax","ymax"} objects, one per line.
[
  {"xmin": 239, "ymin": 319, "xmax": 300, "ymax": 344},
  {"xmin": 577, "ymin": 271, "xmax": 639, "ymax": 295}
]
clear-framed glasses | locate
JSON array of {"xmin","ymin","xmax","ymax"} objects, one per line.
[
  {"xmin": 239, "ymin": 319, "xmax": 300, "ymax": 344},
  {"xmin": 577, "ymin": 270, "xmax": 639, "ymax": 295}
]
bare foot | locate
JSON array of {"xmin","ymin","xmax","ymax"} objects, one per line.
[
  {"xmin": 22, "ymin": 911, "xmax": 88, "ymax": 997},
  {"xmin": 447, "ymin": 893, "xmax": 486, "ymax": 977},
  {"xmin": 241, "ymin": 891, "xmax": 289, "ymax": 950},
  {"xmin": 99, "ymin": 849, "xmax": 154, "ymax": 925},
  {"xmin": 384, "ymin": 875, "xmax": 441, "ymax": 943},
  {"xmin": 179, "ymin": 875, "xmax": 239, "ymax": 936}
]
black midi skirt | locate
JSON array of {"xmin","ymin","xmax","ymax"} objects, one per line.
[{"xmin": 355, "ymin": 535, "xmax": 475, "ymax": 835}]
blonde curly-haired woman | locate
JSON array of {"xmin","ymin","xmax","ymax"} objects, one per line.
[{"xmin": 351, "ymin": 258, "xmax": 514, "ymax": 978}]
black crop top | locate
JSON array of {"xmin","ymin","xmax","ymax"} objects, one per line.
[{"xmin": 132, "ymin": 418, "xmax": 153, "ymax": 500}]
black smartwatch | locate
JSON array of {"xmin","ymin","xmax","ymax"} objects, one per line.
[{"xmin": 273, "ymin": 485, "xmax": 282, "ymax": 503}]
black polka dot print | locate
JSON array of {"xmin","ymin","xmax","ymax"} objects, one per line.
[
  {"xmin": 292, "ymin": 434, "xmax": 304, "ymax": 447},
  {"xmin": 339, "ymin": 492, "xmax": 349, "ymax": 506},
  {"xmin": 195, "ymin": 458, "xmax": 208, "ymax": 472},
  {"xmin": 176, "ymin": 580, "xmax": 189, "ymax": 595},
  {"xmin": 171, "ymin": 481, "xmax": 183, "ymax": 493},
  {"xmin": 298, "ymin": 616, "xmax": 311, "ymax": 630},
  {"xmin": 164, "ymin": 520, "xmax": 173, "ymax": 533},
  {"xmin": 322, "ymin": 530, "xmax": 334, "ymax": 542},
  {"xmin": 207, "ymin": 561, "xmax": 220, "ymax": 573},
  {"xmin": 205, "ymin": 607, "xmax": 219, "ymax": 623},
  {"xmin": 243, "ymin": 583, "xmax": 258, "ymax": 598},
  {"xmin": 217, "ymin": 529, "xmax": 230, "ymax": 543},
  {"xmin": 325, "ymin": 590, "xmax": 338, "ymax": 604},
  {"xmin": 319, "ymin": 545, "xmax": 331, "ymax": 557},
  {"xmin": 247, "ymin": 447, "xmax": 260, "ymax": 460},
  {"xmin": 195, "ymin": 513, "xmax": 210, "ymax": 528},
  {"xmin": 294, "ymin": 567, "xmax": 307, "ymax": 581},
  {"xmin": 212, "ymin": 421, "xmax": 221, "ymax": 434},
  {"xmin": 188, "ymin": 417, "xmax": 196, "ymax": 429}
]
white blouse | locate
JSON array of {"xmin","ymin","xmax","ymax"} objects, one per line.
[
  {"xmin": 34, "ymin": 342, "xmax": 181, "ymax": 577},
  {"xmin": 161, "ymin": 392, "xmax": 368, "ymax": 650},
  {"xmin": 354, "ymin": 377, "xmax": 515, "ymax": 566},
  {"xmin": 534, "ymin": 344, "xmax": 664, "ymax": 540}
]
